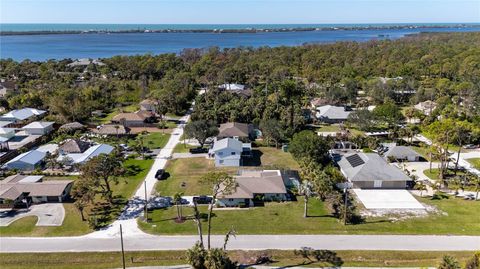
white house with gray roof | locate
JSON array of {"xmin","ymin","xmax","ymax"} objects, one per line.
[
  {"xmin": 22, "ymin": 121, "xmax": 55, "ymax": 135},
  {"xmin": 57, "ymin": 143, "xmax": 114, "ymax": 165},
  {"xmin": 0, "ymin": 108, "xmax": 46, "ymax": 123},
  {"xmin": 379, "ymin": 143, "xmax": 422, "ymax": 162},
  {"xmin": 210, "ymin": 138, "xmax": 243, "ymax": 167},
  {"xmin": 335, "ymin": 152, "xmax": 411, "ymax": 189},
  {"xmin": 3, "ymin": 150, "xmax": 47, "ymax": 171},
  {"xmin": 315, "ymin": 105, "xmax": 351, "ymax": 123}
]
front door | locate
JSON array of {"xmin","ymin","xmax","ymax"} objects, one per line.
[{"xmin": 374, "ymin": 180, "xmax": 382, "ymax": 188}]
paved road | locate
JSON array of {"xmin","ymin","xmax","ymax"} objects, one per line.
[{"xmin": 1, "ymin": 234, "xmax": 479, "ymax": 253}]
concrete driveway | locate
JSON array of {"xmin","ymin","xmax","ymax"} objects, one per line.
[
  {"xmin": 0, "ymin": 203, "xmax": 65, "ymax": 227},
  {"xmin": 353, "ymin": 189, "xmax": 425, "ymax": 209}
]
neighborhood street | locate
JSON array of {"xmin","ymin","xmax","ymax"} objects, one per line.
[{"xmin": 1, "ymin": 234, "xmax": 479, "ymax": 253}]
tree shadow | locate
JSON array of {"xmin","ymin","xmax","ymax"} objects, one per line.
[
  {"xmin": 282, "ymin": 248, "xmax": 343, "ymax": 268},
  {"xmin": 242, "ymin": 149, "xmax": 263, "ymax": 166}
]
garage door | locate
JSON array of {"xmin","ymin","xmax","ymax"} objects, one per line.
[
  {"xmin": 47, "ymin": 196, "xmax": 58, "ymax": 202},
  {"xmin": 374, "ymin": 180, "xmax": 382, "ymax": 188}
]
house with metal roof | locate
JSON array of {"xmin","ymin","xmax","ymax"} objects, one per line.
[
  {"xmin": 0, "ymin": 127, "xmax": 15, "ymax": 141},
  {"xmin": 57, "ymin": 143, "xmax": 114, "ymax": 165},
  {"xmin": 0, "ymin": 175, "xmax": 73, "ymax": 206},
  {"xmin": 379, "ymin": 143, "xmax": 422, "ymax": 162},
  {"xmin": 0, "ymin": 108, "xmax": 46, "ymax": 122},
  {"xmin": 217, "ymin": 170, "xmax": 288, "ymax": 207},
  {"xmin": 314, "ymin": 105, "xmax": 351, "ymax": 123},
  {"xmin": 334, "ymin": 152, "xmax": 411, "ymax": 189},
  {"xmin": 3, "ymin": 150, "xmax": 47, "ymax": 171},
  {"xmin": 22, "ymin": 121, "xmax": 55, "ymax": 135},
  {"xmin": 210, "ymin": 138, "xmax": 243, "ymax": 167}
]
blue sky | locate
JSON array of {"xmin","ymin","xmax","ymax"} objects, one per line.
[{"xmin": 1, "ymin": 0, "xmax": 479, "ymax": 24}]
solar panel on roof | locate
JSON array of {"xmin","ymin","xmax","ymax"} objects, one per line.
[{"xmin": 346, "ymin": 154, "xmax": 365, "ymax": 167}]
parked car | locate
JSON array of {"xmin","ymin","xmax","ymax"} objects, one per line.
[
  {"xmin": 189, "ymin": 147, "xmax": 208, "ymax": 154},
  {"xmin": 155, "ymin": 169, "xmax": 165, "ymax": 180},
  {"xmin": 464, "ymin": 144, "xmax": 478, "ymax": 149},
  {"xmin": 147, "ymin": 196, "xmax": 172, "ymax": 210},
  {"xmin": 193, "ymin": 195, "xmax": 212, "ymax": 204}
]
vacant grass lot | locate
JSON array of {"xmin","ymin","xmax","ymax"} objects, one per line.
[
  {"xmin": 0, "ymin": 159, "xmax": 154, "ymax": 237},
  {"xmin": 0, "ymin": 250, "xmax": 476, "ymax": 269},
  {"xmin": 140, "ymin": 196, "xmax": 480, "ymax": 235},
  {"xmin": 467, "ymin": 158, "xmax": 480, "ymax": 170},
  {"xmin": 155, "ymin": 146, "xmax": 299, "ymax": 196},
  {"xmin": 128, "ymin": 132, "xmax": 171, "ymax": 150}
]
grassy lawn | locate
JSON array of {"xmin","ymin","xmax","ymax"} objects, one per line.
[
  {"xmin": 128, "ymin": 132, "xmax": 171, "ymax": 150},
  {"xmin": 423, "ymin": 168, "xmax": 467, "ymax": 181},
  {"xmin": 172, "ymin": 143, "xmax": 196, "ymax": 153},
  {"xmin": 155, "ymin": 158, "xmax": 237, "ymax": 196},
  {"xmin": 411, "ymin": 145, "xmax": 435, "ymax": 161},
  {"xmin": 156, "ymin": 146, "xmax": 299, "ymax": 196},
  {"xmin": 316, "ymin": 125, "xmax": 364, "ymax": 136},
  {"xmin": 140, "ymin": 196, "xmax": 480, "ymax": 235},
  {"xmin": 467, "ymin": 158, "xmax": 480, "ymax": 170},
  {"xmin": 0, "ymin": 250, "xmax": 476, "ymax": 269},
  {"xmin": 115, "ymin": 158, "xmax": 155, "ymax": 198},
  {"xmin": 96, "ymin": 104, "xmax": 138, "ymax": 124},
  {"xmin": 0, "ymin": 204, "xmax": 91, "ymax": 237}
]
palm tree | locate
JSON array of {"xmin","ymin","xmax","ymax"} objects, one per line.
[
  {"xmin": 298, "ymin": 180, "xmax": 313, "ymax": 218},
  {"xmin": 173, "ymin": 192, "xmax": 184, "ymax": 221},
  {"xmin": 414, "ymin": 181, "xmax": 427, "ymax": 197}
]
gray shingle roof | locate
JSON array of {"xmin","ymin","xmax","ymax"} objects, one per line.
[
  {"xmin": 212, "ymin": 138, "xmax": 243, "ymax": 152},
  {"xmin": 315, "ymin": 105, "xmax": 351, "ymax": 120},
  {"xmin": 337, "ymin": 152, "xmax": 411, "ymax": 182},
  {"xmin": 382, "ymin": 143, "xmax": 421, "ymax": 159}
]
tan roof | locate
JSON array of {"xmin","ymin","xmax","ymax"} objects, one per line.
[
  {"xmin": 94, "ymin": 124, "xmax": 128, "ymax": 135},
  {"xmin": 0, "ymin": 176, "xmax": 73, "ymax": 199},
  {"xmin": 310, "ymin": 97, "xmax": 328, "ymax": 107},
  {"xmin": 59, "ymin": 122, "xmax": 85, "ymax": 131},
  {"xmin": 218, "ymin": 122, "xmax": 251, "ymax": 138},
  {"xmin": 112, "ymin": 111, "xmax": 153, "ymax": 122},
  {"xmin": 59, "ymin": 139, "xmax": 90, "ymax": 153},
  {"xmin": 220, "ymin": 170, "xmax": 287, "ymax": 199}
]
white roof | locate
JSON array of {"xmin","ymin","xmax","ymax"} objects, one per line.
[
  {"xmin": 0, "ymin": 121, "xmax": 11, "ymax": 127},
  {"xmin": 18, "ymin": 175, "xmax": 44, "ymax": 183},
  {"xmin": 22, "ymin": 121, "xmax": 54, "ymax": 129},
  {"xmin": 0, "ymin": 108, "xmax": 46, "ymax": 121},
  {"xmin": 315, "ymin": 105, "xmax": 351, "ymax": 120},
  {"xmin": 0, "ymin": 127, "xmax": 15, "ymax": 134},
  {"xmin": 212, "ymin": 138, "xmax": 243, "ymax": 152},
  {"xmin": 36, "ymin": 143, "xmax": 59, "ymax": 154},
  {"xmin": 58, "ymin": 144, "xmax": 114, "ymax": 164},
  {"xmin": 218, "ymin": 83, "xmax": 245, "ymax": 91}
]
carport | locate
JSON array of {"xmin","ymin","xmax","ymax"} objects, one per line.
[{"xmin": 353, "ymin": 189, "xmax": 425, "ymax": 209}]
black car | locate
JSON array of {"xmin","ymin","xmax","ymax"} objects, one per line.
[
  {"xmin": 155, "ymin": 169, "xmax": 165, "ymax": 180},
  {"xmin": 189, "ymin": 147, "xmax": 208, "ymax": 154}
]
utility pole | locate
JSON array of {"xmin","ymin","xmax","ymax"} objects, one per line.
[
  {"xmin": 144, "ymin": 181, "xmax": 148, "ymax": 222},
  {"xmin": 120, "ymin": 224, "xmax": 126, "ymax": 269},
  {"xmin": 343, "ymin": 188, "xmax": 348, "ymax": 226}
]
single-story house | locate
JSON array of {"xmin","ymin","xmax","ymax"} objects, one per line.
[
  {"xmin": 217, "ymin": 122, "xmax": 254, "ymax": 141},
  {"xmin": 21, "ymin": 121, "xmax": 55, "ymax": 135},
  {"xmin": 334, "ymin": 152, "xmax": 411, "ymax": 189},
  {"xmin": 58, "ymin": 139, "xmax": 91, "ymax": 154},
  {"xmin": 93, "ymin": 124, "xmax": 129, "ymax": 136},
  {"xmin": 58, "ymin": 143, "xmax": 114, "ymax": 165},
  {"xmin": 0, "ymin": 175, "xmax": 73, "ymax": 206},
  {"xmin": 0, "ymin": 108, "xmax": 46, "ymax": 123},
  {"xmin": 315, "ymin": 105, "xmax": 351, "ymax": 123},
  {"xmin": 0, "ymin": 80, "xmax": 16, "ymax": 98},
  {"xmin": 379, "ymin": 143, "xmax": 422, "ymax": 162},
  {"xmin": 112, "ymin": 111, "xmax": 155, "ymax": 127},
  {"xmin": 210, "ymin": 138, "xmax": 252, "ymax": 167},
  {"xmin": 140, "ymin": 99, "xmax": 158, "ymax": 113},
  {"xmin": 3, "ymin": 149, "xmax": 47, "ymax": 171},
  {"xmin": 0, "ymin": 127, "xmax": 15, "ymax": 140},
  {"xmin": 414, "ymin": 100, "xmax": 437, "ymax": 116},
  {"xmin": 217, "ymin": 170, "xmax": 288, "ymax": 207}
]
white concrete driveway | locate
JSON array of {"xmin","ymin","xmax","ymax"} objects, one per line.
[
  {"xmin": 0, "ymin": 204, "xmax": 65, "ymax": 227},
  {"xmin": 354, "ymin": 189, "xmax": 424, "ymax": 209}
]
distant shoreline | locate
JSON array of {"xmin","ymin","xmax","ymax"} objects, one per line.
[{"xmin": 1, "ymin": 24, "xmax": 478, "ymax": 36}]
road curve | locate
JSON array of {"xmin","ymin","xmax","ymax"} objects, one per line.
[{"xmin": 1, "ymin": 234, "xmax": 479, "ymax": 253}]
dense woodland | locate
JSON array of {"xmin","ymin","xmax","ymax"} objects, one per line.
[{"xmin": 1, "ymin": 32, "xmax": 479, "ymax": 138}]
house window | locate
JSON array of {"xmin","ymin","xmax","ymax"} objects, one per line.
[
  {"xmin": 218, "ymin": 152, "xmax": 223, "ymax": 156},
  {"xmin": 231, "ymin": 152, "xmax": 236, "ymax": 155},
  {"xmin": 219, "ymin": 160, "xmax": 224, "ymax": 164},
  {"xmin": 228, "ymin": 199, "xmax": 234, "ymax": 201}
]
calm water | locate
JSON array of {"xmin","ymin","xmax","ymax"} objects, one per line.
[{"xmin": 1, "ymin": 25, "xmax": 479, "ymax": 61}]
